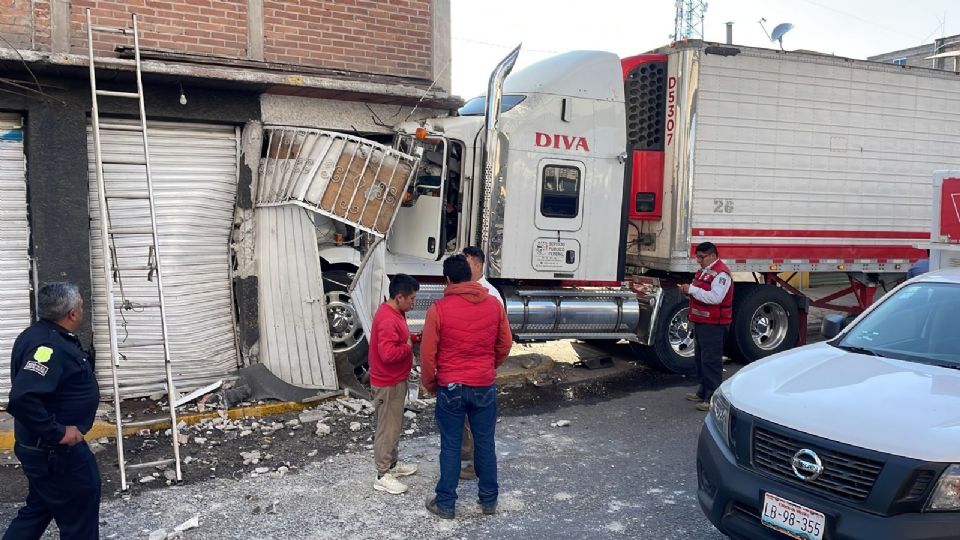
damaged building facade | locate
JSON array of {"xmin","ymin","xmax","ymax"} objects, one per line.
[{"xmin": 0, "ymin": 0, "xmax": 458, "ymax": 403}]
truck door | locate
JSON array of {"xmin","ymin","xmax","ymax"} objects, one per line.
[{"xmin": 387, "ymin": 137, "xmax": 447, "ymax": 260}]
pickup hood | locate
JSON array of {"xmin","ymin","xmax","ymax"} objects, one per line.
[{"xmin": 726, "ymin": 342, "xmax": 960, "ymax": 462}]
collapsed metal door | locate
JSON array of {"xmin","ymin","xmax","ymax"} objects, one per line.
[
  {"xmin": 87, "ymin": 120, "xmax": 240, "ymax": 398},
  {"xmin": 0, "ymin": 114, "xmax": 30, "ymax": 403}
]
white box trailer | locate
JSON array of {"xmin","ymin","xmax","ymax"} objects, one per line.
[{"xmin": 313, "ymin": 42, "xmax": 960, "ymax": 376}]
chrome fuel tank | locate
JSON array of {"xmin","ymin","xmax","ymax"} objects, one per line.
[{"xmin": 504, "ymin": 287, "xmax": 641, "ymax": 341}]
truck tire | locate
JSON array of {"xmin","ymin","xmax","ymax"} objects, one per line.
[
  {"xmin": 322, "ymin": 269, "xmax": 370, "ymax": 383},
  {"xmin": 728, "ymin": 284, "xmax": 800, "ymax": 363},
  {"xmin": 631, "ymin": 294, "xmax": 697, "ymax": 375}
]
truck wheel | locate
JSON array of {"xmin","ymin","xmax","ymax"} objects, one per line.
[
  {"xmin": 322, "ymin": 269, "xmax": 370, "ymax": 383},
  {"xmin": 729, "ymin": 284, "xmax": 799, "ymax": 363},
  {"xmin": 631, "ymin": 297, "xmax": 697, "ymax": 375}
]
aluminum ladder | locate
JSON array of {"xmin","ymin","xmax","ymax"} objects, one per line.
[{"xmin": 85, "ymin": 9, "xmax": 182, "ymax": 491}]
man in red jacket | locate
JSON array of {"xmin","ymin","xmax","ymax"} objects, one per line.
[
  {"xmin": 420, "ymin": 255, "xmax": 513, "ymax": 519},
  {"xmin": 680, "ymin": 242, "xmax": 734, "ymax": 412},
  {"xmin": 369, "ymin": 273, "xmax": 421, "ymax": 495}
]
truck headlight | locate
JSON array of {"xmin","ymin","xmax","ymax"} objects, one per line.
[
  {"xmin": 926, "ymin": 464, "xmax": 960, "ymax": 512},
  {"xmin": 710, "ymin": 389, "xmax": 732, "ymax": 448}
]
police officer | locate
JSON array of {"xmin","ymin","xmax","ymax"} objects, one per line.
[
  {"xmin": 4, "ymin": 282, "xmax": 101, "ymax": 540},
  {"xmin": 680, "ymin": 242, "xmax": 733, "ymax": 412}
]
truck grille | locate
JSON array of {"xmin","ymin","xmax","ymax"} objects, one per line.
[{"xmin": 753, "ymin": 426, "xmax": 883, "ymax": 501}]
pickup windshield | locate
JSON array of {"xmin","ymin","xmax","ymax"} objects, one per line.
[
  {"xmin": 836, "ymin": 282, "xmax": 960, "ymax": 366},
  {"xmin": 458, "ymin": 95, "xmax": 526, "ymax": 116}
]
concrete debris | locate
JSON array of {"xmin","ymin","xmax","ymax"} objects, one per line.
[
  {"xmin": 240, "ymin": 430, "xmax": 253, "ymax": 437},
  {"xmin": 177, "ymin": 434, "xmax": 190, "ymax": 445},
  {"xmin": 298, "ymin": 409, "xmax": 327, "ymax": 424},
  {"xmin": 275, "ymin": 466, "xmax": 289, "ymax": 477},
  {"xmin": 183, "ymin": 456, "xmax": 194, "ymax": 465},
  {"xmin": 177, "ymin": 421, "xmax": 188, "ymax": 431},
  {"xmin": 404, "ymin": 429, "xmax": 414, "ymax": 435},
  {"xmin": 551, "ymin": 420, "xmax": 571, "ymax": 428},
  {"xmin": 163, "ymin": 469, "xmax": 178, "ymax": 482},
  {"xmin": 349, "ymin": 422, "xmax": 362, "ymax": 432},
  {"xmin": 315, "ymin": 423, "xmax": 332, "ymax": 437},
  {"xmin": 240, "ymin": 451, "xmax": 262, "ymax": 465},
  {"xmin": 194, "ymin": 437, "xmax": 207, "ymax": 445},
  {"xmin": 307, "ymin": 450, "xmax": 318, "ymax": 457},
  {"xmin": 148, "ymin": 529, "xmax": 167, "ymax": 540},
  {"xmin": 254, "ymin": 467, "xmax": 270, "ymax": 474},
  {"xmin": 403, "ymin": 410, "xmax": 417, "ymax": 420},
  {"xmin": 97, "ymin": 437, "xmax": 109, "ymax": 444},
  {"xmin": 284, "ymin": 419, "xmax": 300, "ymax": 428},
  {"xmin": 174, "ymin": 515, "xmax": 200, "ymax": 532},
  {"xmin": 149, "ymin": 392, "xmax": 165, "ymax": 402},
  {"xmin": 139, "ymin": 476, "xmax": 156, "ymax": 484}
]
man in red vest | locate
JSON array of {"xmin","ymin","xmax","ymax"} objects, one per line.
[
  {"xmin": 680, "ymin": 242, "xmax": 733, "ymax": 412},
  {"xmin": 420, "ymin": 255, "xmax": 513, "ymax": 519}
]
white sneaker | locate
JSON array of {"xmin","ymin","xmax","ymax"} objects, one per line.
[
  {"xmin": 390, "ymin": 462, "xmax": 418, "ymax": 477},
  {"xmin": 374, "ymin": 473, "xmax": 408, "ymax": 494}
]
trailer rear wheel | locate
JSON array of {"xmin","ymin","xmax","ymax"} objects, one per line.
[
  {"xmin": 729, "ymin": 284, "xmax": 799, "ymax": 363},
  {"xmin": 631, "ymin": 297, "xmax": 696, "ymax": 375}
]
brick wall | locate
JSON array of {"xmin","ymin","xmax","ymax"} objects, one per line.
[
  {"xmin": 0, "ymin": 0, "xmax": 436, "ymax": 81},
  {"xmin": 0, "ymin": 0, "xmax": 35, "ymax": 50},
  {"xmin": 69, "ymin": 0, "xmax": 248, "ymax": 57},
  {"xmin": 262, "ymin": 0, "xmax": 433, "ymax": 79}
]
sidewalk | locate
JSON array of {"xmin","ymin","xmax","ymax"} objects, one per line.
[{"xmin": 0, "ymin": 355, "xmax": 554, "ymax": 452}]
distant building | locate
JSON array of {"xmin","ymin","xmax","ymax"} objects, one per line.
[{"xmin": 868, "ymin": 34, "xmax": 960, "ymax": 71}]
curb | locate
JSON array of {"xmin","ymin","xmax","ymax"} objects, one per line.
[{"xmin": 0, "ymin": 363, "xmax": 555, "ymax": 452}]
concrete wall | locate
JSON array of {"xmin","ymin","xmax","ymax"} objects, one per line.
[
  {"xmin": 260, "ymin": 94, "xmax": 450, "ymax": 134},
  {"xmin": 0, "ymin": 74, "xmax": 259, "ymax": 345}
]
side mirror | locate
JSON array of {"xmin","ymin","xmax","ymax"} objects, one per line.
[{"xmin": 821, "ymin": 313, "xmax": 848, "ymax": 340}]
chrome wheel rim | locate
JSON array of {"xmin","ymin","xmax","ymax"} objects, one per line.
[
  {"xmin": 326, "ymin": 291, "xmax": 363, "ymax": 353},
  {"xmin": 750, "ymin": 301, "xmax": 789, "ymax": 351},
  {"xmin": 668, "ymin": 307, "xmax": 696, "ymax": 358}
]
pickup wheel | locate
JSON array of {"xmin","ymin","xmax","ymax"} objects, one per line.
[
  {"xmin": 631, "ymin": 297, "xmax": 697, "ymax": 375},
  {"xmin": 728, "ymin": 284, "xmax": 800, "ymax": 363},
  {"xmin": 322, "ymin": 269, "xmax": 370, "ymax": 383}
]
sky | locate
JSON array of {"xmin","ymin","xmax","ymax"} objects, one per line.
[{"xmin": 449, "ymin": 0, "xmax": 960, "ymax": 98}]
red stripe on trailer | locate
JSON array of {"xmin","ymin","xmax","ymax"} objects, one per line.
[
  {"xmin": 689, "ymin": 244, "xmax": 926, "ymax": 260},
  {"xmin": 620, "ymin": 54, "xmax": 668, "ymax": 79},
  {"xmin": 692, "ymin": 228, "xmax": 928, "ymax": 239}
]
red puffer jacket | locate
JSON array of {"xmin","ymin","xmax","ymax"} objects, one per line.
[{"xmin": 420, "ymin": 281, "xmax": 513, "ymax": 392}]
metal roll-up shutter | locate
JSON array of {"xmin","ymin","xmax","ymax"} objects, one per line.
[
  {"xmin": 0, "ymin": 114, "xmax": 30, "ymax": 404},
  {"xmin": 87, "ymin": 120, "xmax": 240, "ymax": 398}
]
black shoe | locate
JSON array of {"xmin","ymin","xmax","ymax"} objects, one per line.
[
  {"xmin": 426, "ymin": 497, "xmax": 455, "ymax": 519},
  {"xmin": 480, "ymin": 502, "xmax": 497, "ymax": 515}
]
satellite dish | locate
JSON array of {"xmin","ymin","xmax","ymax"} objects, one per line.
[{"xmin": 770, "ymin": 22, "xmax": 794, "ymax": 50}]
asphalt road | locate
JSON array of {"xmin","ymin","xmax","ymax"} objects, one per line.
[{"xmin": 0, "ymin": 347, "xmax": 735, "ymax": 539}]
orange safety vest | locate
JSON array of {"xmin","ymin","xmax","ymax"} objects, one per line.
[{"xmin": 688, "ymin": 260, "xmax": 734, "ymax": 325}]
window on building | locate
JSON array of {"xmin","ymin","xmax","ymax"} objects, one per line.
[
  {"xmin": 893, "ymin": 57, "xmax": 908, "ymax": 65},
  {"xmin": 540, "ymin": 165, "xmax": 581, "ymax": 218}
]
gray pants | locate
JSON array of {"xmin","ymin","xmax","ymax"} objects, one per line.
[
  {"xmin": 693, "ymin": 323, "xmax": 728, "ymax": 401},
  {"xmin": 372, "ymin": 381, "xmax": 408, "ymax": 476}
]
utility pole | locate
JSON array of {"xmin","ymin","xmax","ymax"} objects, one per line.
[{"xmin": 673, "ymin": 0, "xmax": 707, "ymax": 41}]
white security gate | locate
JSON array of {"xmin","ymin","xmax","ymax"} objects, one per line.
[
  {"xmin": 0, "ymin": 114, "xmax": 31, "ymax": 403},
  {"xmin": 87, "ymin": 120, "xmax": 240, "ymax": 398}
]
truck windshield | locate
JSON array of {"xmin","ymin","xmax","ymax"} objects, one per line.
[
  {"xmin": 458, "ymin": 95, "xmax": 526, "ymax": 116},
  {"xmin": 836, "ymin": 282, "xmax": 960, "ymax": 367}
]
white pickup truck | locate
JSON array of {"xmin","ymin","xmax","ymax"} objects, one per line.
[{"xmin": 697, "ymin": 267, "xmax": 960, "ymax": 540}]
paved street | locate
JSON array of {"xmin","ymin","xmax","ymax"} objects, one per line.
[{"xmin": 0, "ymin": 345, "xmax": 733, "ymax": 539}]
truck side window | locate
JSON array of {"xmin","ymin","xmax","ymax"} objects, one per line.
[{"xmin": 540, "ymin": 165, "xmax": 581, "ymax": 218}]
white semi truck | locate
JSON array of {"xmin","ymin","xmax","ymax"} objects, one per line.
[{"xmin": 313, "ymin": 40, "xmax": 960, "ymax": 376}]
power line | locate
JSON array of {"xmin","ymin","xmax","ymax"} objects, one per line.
[{"xmin": 795, "ymin": 0, "xmax": 927, "ymax": 42}]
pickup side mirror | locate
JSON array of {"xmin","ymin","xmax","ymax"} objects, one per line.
[{"xmin": 821, "ymin": 313, "xmax": 848, "ymax": 340}]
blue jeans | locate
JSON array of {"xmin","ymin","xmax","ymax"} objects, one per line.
[{"xmin": 434, "ymin": 384, "xmax": 498, "ymax": 511}]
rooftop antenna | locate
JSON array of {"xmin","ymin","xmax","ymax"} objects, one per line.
[
  {"xmin": 759, "ymin": 18, "xmax": 794, "ymax": 50},
  {"xmin": 673, "ymin": 0, "xmax": 708, "ymax": 41}
]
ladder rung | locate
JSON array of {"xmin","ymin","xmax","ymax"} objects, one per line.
[
  {"xmin": 117, "ymin": 339, "xmax": 165, "ymax": 348},
  {"xmin": 109, "ymin": 227, "xmax": 155, "ymax": 235},
  {"xmin": 91, "ymin": 25, "xmax": 131, "ymax": 35},
  {"xmin": 97, "ymin": 123, "xmax": 143, "ymax": 132},
  {"xmin": 126, "ymin": 458, "xmax": 177, "ymax": 470},
  {"xmin": 123, "ymin": 417, "xmax": 169, "ymax": 428},
  {"xmin": 106, "ymin": 193, "xmax": 150, "ymax": 200},
  {"xmin": 96, "ymin": 90, "xmax": 140, "ymax": 99}
]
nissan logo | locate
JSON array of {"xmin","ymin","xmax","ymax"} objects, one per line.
[{"xmin": 791, "ymin": 449, "xmax": 824, "ymax": 481}]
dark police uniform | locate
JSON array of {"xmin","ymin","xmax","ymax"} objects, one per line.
[{"xmin": 4, "ymin": 319, "xmax": 101, "ymax": 540}]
